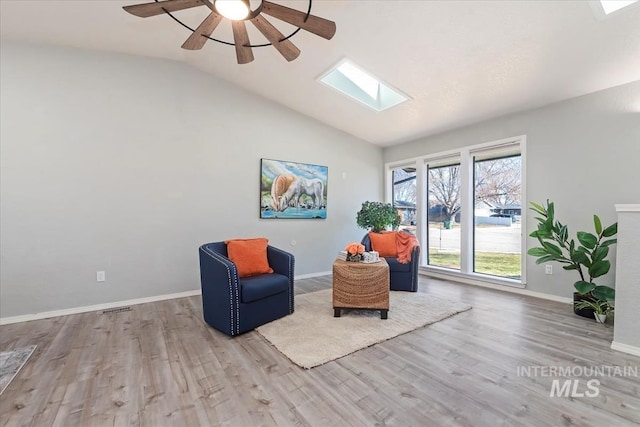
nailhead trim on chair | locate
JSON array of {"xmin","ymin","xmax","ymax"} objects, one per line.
[
  {"xmin": 204, "ymin": 248, "xmax": 241, "ymax": 336},
  {"xmin": 288, "ymin": 256, "xmax": 295, "ymax": 313},
  {"xmin": 231, "ymin": 265, "xmax": 239, "ymax": 335}
]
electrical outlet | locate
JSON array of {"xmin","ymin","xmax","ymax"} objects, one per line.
[
  {"xmin": 97, "ymin": 271, "xmax": 106, "ymax": 282},
  {"xmin": 545, "ymin": 265, "xmax": 553, "ymax": 275}
]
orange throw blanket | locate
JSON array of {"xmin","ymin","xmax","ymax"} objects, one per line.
[{"xmin": 396, "ymin": 231, "xmax": 419, "ymax": 264}]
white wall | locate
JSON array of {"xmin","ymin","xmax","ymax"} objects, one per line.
[
  {"xmin": 384, "ymin": 81, "xmax": 640, "ymax": 298},
  {"xmin": 0, "ymin": 42, "xmax": 383, "ymax": 318}
]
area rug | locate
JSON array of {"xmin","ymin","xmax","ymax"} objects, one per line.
[
  {"xmin": 256, "ymin": 289, "xmax": 471, "ymax": 369},
  {"xmin": 0, "ymin": 345, "xmax": 37, "ymax": 395}
]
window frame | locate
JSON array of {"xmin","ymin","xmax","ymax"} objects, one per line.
[
  {"xmin": 391, "ymin": 165, "xmax": 418, "ymax": 232},
  {"xmin": 426, "ymin": 160, "xmax": 462, "ymax": 270},
  {"xmin": 472, "ymin": 153, "xmax": 523, "ymax": 279},
  {"xmin": 385, "ymin": 135, "xmax": 527, "ymax": 288}
]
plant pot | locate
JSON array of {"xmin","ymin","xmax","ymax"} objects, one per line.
[
  {"xmin": 594, "ymin": 313, "xmax": 607, "ymax": 324},
  {"xmin": 573, "ymin": 292, "xmax": 596, "ymax": 319}
]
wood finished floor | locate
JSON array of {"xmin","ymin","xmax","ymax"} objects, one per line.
[{"xmin": 1, "ymin": 275, "xmax": 639, "ymax": 427}]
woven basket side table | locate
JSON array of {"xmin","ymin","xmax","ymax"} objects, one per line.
[{"xmin": 332, "ymin": 258, "xmax": 390, "ymax": 319}]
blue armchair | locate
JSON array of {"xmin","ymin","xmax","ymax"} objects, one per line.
[
  {"xmin": 361, "ymin": 234, "xmax": 420, "ymax": 292},
  {"xmin": 199, "ymin": 242, "xmax": 295, "ymax": 336}
]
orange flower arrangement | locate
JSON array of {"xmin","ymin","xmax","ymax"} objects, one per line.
[{"xmin": 345, "ymin": 242, "xmax": 365, "ymax": 262}]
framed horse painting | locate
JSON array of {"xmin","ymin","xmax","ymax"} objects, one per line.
[{"xmin": 260, "ymin": 158, "xmax": 328, "ymax": 219}]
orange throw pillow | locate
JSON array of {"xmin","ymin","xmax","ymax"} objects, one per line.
[
  {"xmin": 224, "ymin": 238, "xmax": 274, "ymax": 277},
  {"xmin": 368, "ymin": 231, "xmax": 398, "ymax": 257}
]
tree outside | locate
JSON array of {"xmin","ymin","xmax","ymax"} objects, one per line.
[{"xmin": 427, "ymin": 156, "xmax": 521, "ymax": 222}]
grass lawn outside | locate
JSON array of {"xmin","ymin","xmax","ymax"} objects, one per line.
[{"xmin": 428, "ymin": 250, "xmax": 521, "ymax": 278}]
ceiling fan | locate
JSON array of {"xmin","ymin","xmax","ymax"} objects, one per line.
[{"xmin": 123, "ymin": 0, "xmax": 336, "ymax": 64}]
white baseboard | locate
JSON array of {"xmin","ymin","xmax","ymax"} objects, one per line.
[
  {"xmin": 0, "ymin": 271, "xmax": 333, "ymax": 325},
  {"xmin": 0, "ymin": 290, "xmax": 202, "ymax": 325},
  {"xmin": 421, "ymin": 270, "xmax": 573, "ymax": 304},
  {"xmin": 611, "ymin": 341, "xmax": 640, "ymax": 357},
  {"xmin": 295, "ymin": 271, "xmax": 332, "ymax": 280},
  {"xmin": 4, "ymin": 269, "xmax": 572, "ymax": 325}
]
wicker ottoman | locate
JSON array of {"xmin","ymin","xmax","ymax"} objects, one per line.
[{"xmin": 332, "ymin": 258, "xmax": 390, "ymax": 319}]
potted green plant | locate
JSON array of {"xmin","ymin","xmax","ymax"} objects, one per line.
[
  {"xmin": 573, "ymin": 299, "xmax": 612, "ymax": 324},
  {"xmin": 356, "ymin": 201, "xmax": 401, "ymax": 233},
  {"xmin": 527, "ymin": 200, "xmax": 617, "ymax": 318}
]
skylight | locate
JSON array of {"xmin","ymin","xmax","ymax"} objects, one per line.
[
  {"xmin": 319, "ymin": 60, "xmax": 410, "ymax": 112},
  {"xmin": 600, "ymin": 0, "xmax": 638, "ymax": 14},
  {"xmin": 336, "ymin": 62, "xmax": 379, "ymax": 100}
]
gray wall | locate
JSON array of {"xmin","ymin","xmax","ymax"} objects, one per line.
[
  {"xmin": 384, "ymin": 81, "xmax": 640, "ymax": 298},
  {"xmin": 0, "ymin": 42, "xmax": 383, "ymax": 318}
]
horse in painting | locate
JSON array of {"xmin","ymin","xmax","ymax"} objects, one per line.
[
  {"xmin": 278, "ymin": 177, "xmax": 324, "ymax": 211},
  {"xmin": 270, "ymin": 174, "xmax": 296, "ymax": 211}
]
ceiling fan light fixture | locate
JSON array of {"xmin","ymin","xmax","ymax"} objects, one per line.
[
  {"xmin": 122, "ymin": 0, "xmax": 336, "ymax": 64},
  {"xmin": 214, "ymin": 0, "xmax": 250, "ymax": 20}
]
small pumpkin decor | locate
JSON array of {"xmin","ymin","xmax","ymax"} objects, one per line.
[{"xmin": 345, "ymin": 243, "xmax": 365, "ymax": 262}]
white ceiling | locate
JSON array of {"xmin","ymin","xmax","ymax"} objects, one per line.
[{"xmin": 1, "ymin": 1, "xmax": 639, "ymax": 146}]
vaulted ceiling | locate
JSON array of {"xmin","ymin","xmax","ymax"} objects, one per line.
[{"xmin": 2, "ymin": 1, "xmax": 639, "ymax": 146}]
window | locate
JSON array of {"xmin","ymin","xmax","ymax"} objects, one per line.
[
  {"xmin": 318, "ymin": 60, "xmax": 410, "ymax": 112},
  {"xmin": 386, "ymin": 136, "xmax": 526, "ymax": 286},
  {"xmin": 427, "ymin": 163, "xmax": 461, "ymax": 270},
  {"xmin": 392, "ymin": 166, "xmax": 416, "ymax": 233},
  {"xmin": 600, "ymin": 0, "xmax": 638, "ymax": 15},
  {"xmin": 589, "ymin": 0, "xmax": 639, "ymax": 19},
  {"xmin": 473, "ymin": 155, "xmax": 522, "ymax": 279}
]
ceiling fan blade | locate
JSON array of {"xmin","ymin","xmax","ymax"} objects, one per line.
[
  {"xmin": 123, "ymin": 0, "xmax": 204, "ymax": 18},
  {"xmin": 231, "ymin": 21, "xmax": 254, "ymax": 64},
  {"xmin": 251, "ymin": 16, "xmax": 300, "ymax": 62},
  {"xmin": 261, "ymin": 1, "xmax": 336, "ymax": 40},
  {"xmin": 181, "ymin": 12, "xmax": 223, "ymax": 50}
]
